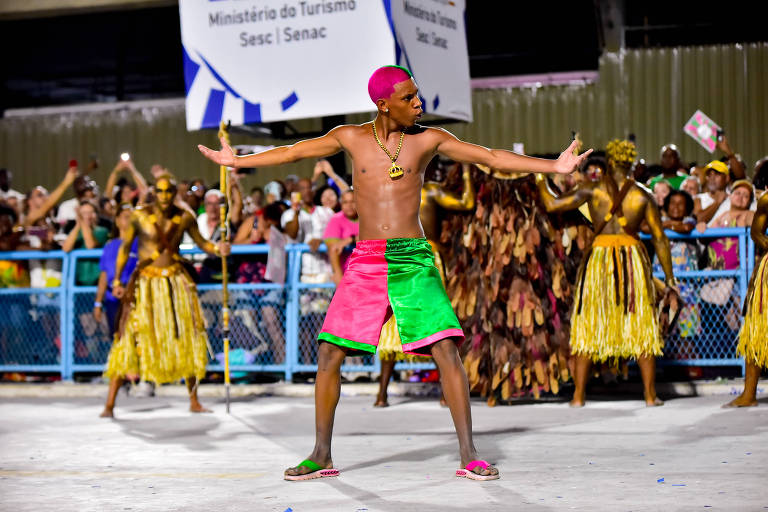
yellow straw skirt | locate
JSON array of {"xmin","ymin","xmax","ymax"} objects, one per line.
[
  {"xmin": 736, "ymin": 252, "xmax": 768, "ymax": 368},
  {"xmin": 570, "ymin": 233, "xmax": 663, "ymax": 362},
  {"xmin": 104, "ymin": 264, "xmax": 210, "ymax": 384},
  {"xmin": 378, "ymin": 240, "xmax": 445, "ymax": 362}
]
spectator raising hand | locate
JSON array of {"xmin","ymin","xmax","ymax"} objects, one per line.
[
  {"xmin": 24, "ymin": 166, "xmax": 78, "ymax": 228},
  {"xmin": 104, "ymin": 157, "xmax": 148, "ymax": 205},
  {"xmin": 715, "ymin": 133, "xmax": 745, "ymax": 180}
]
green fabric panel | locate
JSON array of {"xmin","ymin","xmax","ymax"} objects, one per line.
[
  {"xmin": 384, "ymin": 238, "xmax": 461, "ymax": 344},
  {"xmin": 318, "ymin": 332, "xmax": 376, "ymax": 354}
]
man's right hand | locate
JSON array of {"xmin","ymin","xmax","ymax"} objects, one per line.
[
  {"xmin": 113, "ymin": 285, "xmax": 125, "ymax": 299},
  {"xmin": 332, "ymin": 270, "xmax": 343, "ymax": 286},
  {"xmin": 93, "ymin": 306, "xmax": 102, "ymax": 323},
  {"xmin": 197, "ymin": 137, "xmax": 237, "ymax": 167}
]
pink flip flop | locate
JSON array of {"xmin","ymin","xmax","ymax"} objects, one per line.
[
  {"xmin": 456, "ymin": 460, "xmax": 499, "ymax": 481},
  {"xmin": 284, "ymin": 459, "xmax": 339, "ymax": 481}
]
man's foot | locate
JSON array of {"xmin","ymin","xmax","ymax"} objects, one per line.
[
  {"xmin": 373, "ymin": 398, "xmax": 389, "ymax": 408},
  {"xmin": 439, "ymin": 397, "xmax": 447, "ymax": 407},
  {"xmin": 645, "ymin": 395, "xmax": 664, "ymax": 407},
  {"xmin": 189, "ymin": 400, "xmax": 212, "ymax": 413},
  {"xmin": 284, "ymin": 456, "xmax": 333, "ymax": 479},
  {"xmin": 723, "ymin": 394, "xmax": 758, "ymax": 408},
  {"xmin": 569, "ymin": 398, "xmax": 585, "ymax": 408},
  {"xmin": 99, "ymin": 407, "xmax": 114, "ymax": 418},
  {"xmin": 456, "ymin": 459, "xmax": 499, "ymax": 480}
]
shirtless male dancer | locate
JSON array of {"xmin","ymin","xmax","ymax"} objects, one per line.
[{"xmin": 198, "ymin": 65, "xmax": 591, "ymax": 481}]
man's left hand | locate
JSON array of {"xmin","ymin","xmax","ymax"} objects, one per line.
[
  {"xmin": 218, "ymin": 242, "xmax": 231, "ymax": 256},
  {"xmin": 308, "ymin": 238, "xmax": 322, "ymax": 252},
  {"xmin": 553, "ymin": 139, "xmax": 593, "ymax": 174}
]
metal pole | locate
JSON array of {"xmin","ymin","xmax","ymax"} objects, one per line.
[{"xmin": 218, "ymin": 121, "xmax": 232, "ymax": 413}]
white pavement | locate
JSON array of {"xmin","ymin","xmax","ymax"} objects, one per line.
[{"xmin": 1, "ymin": 394, "xmax": 767, "ymax": 512}]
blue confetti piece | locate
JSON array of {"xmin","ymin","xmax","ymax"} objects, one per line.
[
  {"xmin": 649, "ymin": 463, "xmax": 655, "ymax": 465},
  {"xmin": 657, "ymin": 478, "xmax": 665, "ymax": 483},
  {"xmin": 284, "ymin": 509, "xmax": 293, "ymax": 512},
  {"xmin": 672, "ymin": 484, "xmax": 686, "ymax": 487},
  {"xmin": 746, "ymin": 452, "xmax": 752, "ymax": 455}
]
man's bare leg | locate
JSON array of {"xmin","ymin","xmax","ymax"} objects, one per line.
[
  {"xmin": 375, "ymin": 359, "xmax": 395, "ymax": 407},
  {"xmin": 430, "ymin": 339, "xmax": 498, "ymax": 477},
  {"xmin": 284, "ymin": 342, "xmax": 347, "ymax": 477},
  {"xmin": 187, "ymin": 376, "xmax": 212, "ymax": 413},
  {"xmin": 438, "ymin": 369, "xmax": 447, "ymax": 407},
  {"xmin": 724, "ymin": 362, "xmax": 760, "ymax": 407},
  {"xmin": 637, "ymin": 355, "xmax": 663, "ymax": 406},
  {"xmin": 570, "ymin": 355, "xmax": 592, "ymax": 407},
  {"xmin": 100, "ymin": 377, "xmax": 124, "ymax": 418}
]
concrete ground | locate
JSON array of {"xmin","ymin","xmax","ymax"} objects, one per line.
[{"xmin": 1, "ymin": 391, "xmax": 767, "ymax": 512}]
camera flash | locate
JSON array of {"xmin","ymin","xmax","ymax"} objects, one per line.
[{"xmin": 120, "ymin": 153, "xmax": 130, "ymax": 161}]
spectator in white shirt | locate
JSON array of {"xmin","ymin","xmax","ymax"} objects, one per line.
[{"xmin": 281, "ymin": 178, "xmax": 332, "ymax": 283}]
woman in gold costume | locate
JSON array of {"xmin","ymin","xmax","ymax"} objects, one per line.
[
  {"xmin": 725, "ymin": 192, "xmax": 768, "ymax": 407},
  {"xmin": 537, "ymin": 140, "xmax": 677, "ymax": 407},
  {"xmin": 100, "ymin": 174, "xmax": 230, "ymax": 418}
]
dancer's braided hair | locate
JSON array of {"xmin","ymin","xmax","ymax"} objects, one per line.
[{"xmin": 605, "ymin": 139, "xmax": 637, "ymax": 169}]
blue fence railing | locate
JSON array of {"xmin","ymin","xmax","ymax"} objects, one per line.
[
  {"xmin": 641, "ymin": 227, "xmax": 752, "ymax": 373},
  {"xmin": 0, "ymin": 228, "xmax": 754, "ymax": 381}
]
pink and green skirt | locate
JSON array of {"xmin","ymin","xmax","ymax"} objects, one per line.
[{"xmin": 318, "ymin": 238, "xmax": 464, "ymax": 356}]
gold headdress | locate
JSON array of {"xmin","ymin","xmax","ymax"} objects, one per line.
[{"xmin": 605, "ymin": 139, "xmax": 637, "ymax": 168}]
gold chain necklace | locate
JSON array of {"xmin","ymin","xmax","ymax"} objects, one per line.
[{"xmin": 372, "ymin": 122, "xmax": 405, "ymax": 179}]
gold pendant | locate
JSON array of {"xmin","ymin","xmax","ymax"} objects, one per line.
[{"xmin": 388, "ymin": 164, "xmax": 404, "ymax": 179}]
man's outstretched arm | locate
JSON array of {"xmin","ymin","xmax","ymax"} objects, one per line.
[
  {"xmin": 198, "ymin": 128, "xmax": 344, "ymax": 169},
  {"xmin": 435, "ymin": 129, "xmax": 592, "ymax": 175}
]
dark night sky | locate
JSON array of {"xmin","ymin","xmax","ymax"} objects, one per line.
[{"xmin": 0, "ymin": 1, "xmax": 763, "ymax": 113}]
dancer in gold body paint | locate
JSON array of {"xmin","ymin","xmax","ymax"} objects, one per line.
[{"xmin": 100, "ymin": 174, "xmax": 230, "ymax": 418}]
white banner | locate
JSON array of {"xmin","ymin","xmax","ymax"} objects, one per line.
[
  {"xmin": 179, "ymin": 0, "xmax": 471, "ymax": 130},
  {"xmin": 387, "ymin": 0, "xmax": 472, "ymax": 122}
]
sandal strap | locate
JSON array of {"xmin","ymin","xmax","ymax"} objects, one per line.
[
  {"xmin": 297, "ymin": 459, "xmax": 323, "ymax": 472},
  {"xmin": 465, "ymin": 460, "xmax": 490, "ymax": 471}
]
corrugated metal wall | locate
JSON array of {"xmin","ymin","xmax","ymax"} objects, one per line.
[
  {"xmin": 1, "ymin": 43, "xmax": 766, "ymax": 197},
  {"xmin": 443, "ymin": 43, "xmax": 767, "ymax": 170}
]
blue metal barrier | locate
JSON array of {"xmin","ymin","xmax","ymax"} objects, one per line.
[
  {"xmin": 642, "ymin": 227, "xmax": 751, "ymax": 373},
  {"xmin": 0, "ymin": 228, "xmax": 754, "ymax": 381},
  {"xmin": 0, "ymin": 250, "xmax": 68, "ymax": 377}
]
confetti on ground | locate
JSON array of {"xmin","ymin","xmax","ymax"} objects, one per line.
[
  {"xmin": 672, "ymin": 484, "xmax": 686, "ymax": 487},
  {"xmin": 657, "ymin": 478, "xmax": 665, "ymax": 483},
  {"xmin": 284, "ymin": 508, "xmax": 293, "ymax": 512}
]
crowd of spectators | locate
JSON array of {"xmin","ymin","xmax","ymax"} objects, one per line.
[{"xmin": 1, "ymin": 133, "xmax": 765, "ymax": 368}]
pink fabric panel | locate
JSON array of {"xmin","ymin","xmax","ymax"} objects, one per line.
[
  {"xmin": 319, "ymin": 240, "xmax": 390, "ymax": 347},
  {"xmin": 400, "ymin": 328, "xmax": 465, "ymax": 355}
]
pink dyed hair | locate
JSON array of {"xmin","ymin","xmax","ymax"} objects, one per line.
[{"xmin": 367, "ymin": 65, "xmax": 413, "ymax": 104}]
